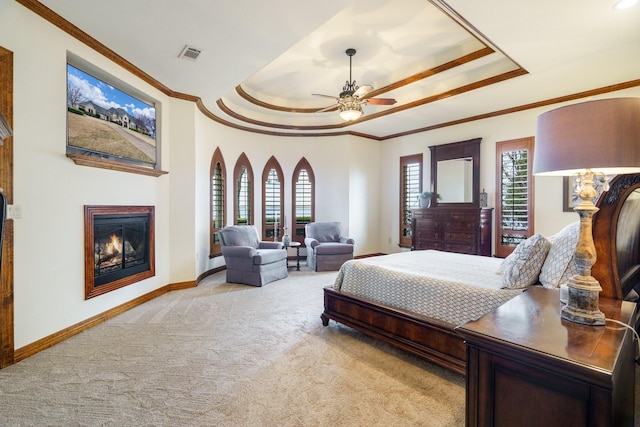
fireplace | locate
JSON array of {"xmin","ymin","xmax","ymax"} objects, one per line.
[{"xmin": 84, "ymin": 206, "xmax": 155, "ymax": 299}]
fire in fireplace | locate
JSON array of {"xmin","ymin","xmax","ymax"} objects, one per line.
[
  {"xmin": 94, "ymin": 214, "xmax": 149, "ymax": 286},
  {"xmin": 85, "ymin": 206, "xmax": 155, "ymax": 299}
]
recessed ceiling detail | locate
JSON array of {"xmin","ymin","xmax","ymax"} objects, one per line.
[{"xmin": 213, "ymin": 0, "xmax": 526, "ymax": 137}]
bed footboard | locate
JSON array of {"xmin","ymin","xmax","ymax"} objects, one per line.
[{"xmin": 322, "ymin": 286, "xmax": 466, "ymax": 375}]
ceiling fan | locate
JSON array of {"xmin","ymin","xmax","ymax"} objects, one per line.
[{"xmin": 313, "ymin": 48, "xmax": 397, "ymax": 121}]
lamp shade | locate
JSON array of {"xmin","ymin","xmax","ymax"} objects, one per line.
[{"xmin": 533, "ymin": 98, "xmax": 640, "ymax": 176}]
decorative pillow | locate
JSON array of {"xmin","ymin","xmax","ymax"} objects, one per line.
[
  {"xmin": 539, "ymin": 222, "xmax": 580, "ymax": 289},
  {"xmin": 499, "ymin": 234, "xmax": 551, "ymax": 289}
]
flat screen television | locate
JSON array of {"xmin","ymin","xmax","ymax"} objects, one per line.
[{"xmin": 66, "ymin": 54, "xmax": 158, "ymax": 169}]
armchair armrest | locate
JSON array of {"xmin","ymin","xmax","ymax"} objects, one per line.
[
  {"xmin": 305, "ymin": 237, "xmax": 319, "ymax": 249},
  {"xmin": 222, "ymin": 246, "xmax": 258, "ymax": 258},
  {"xmin": 340, "ymin": 237, "xmax": 355, "ymax": 245},
  {"xmin": 259, "ymin": 241, "xmax": 283, "ymax": 249}
]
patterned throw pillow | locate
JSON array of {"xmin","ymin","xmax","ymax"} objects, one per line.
[
  {"xmin": 539, "ymin": 222, "xmax": 580, "ymax": 289},
  {"xmin": 499, "ymin": 234, "xmax": 551, "ymax": 289}
]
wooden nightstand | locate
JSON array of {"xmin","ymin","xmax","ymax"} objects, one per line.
[{"xmin": 456, "ymin": 286, "xmax": 636, "ymax": 427}]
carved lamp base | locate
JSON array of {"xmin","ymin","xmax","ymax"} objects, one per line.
[
  {"xmin": 561, "ymin": 275, "xmax": 605, "ymax": 326},
  {"xmin": 560, "ymin": 170, "xmax": 608, "ymax": 326}
]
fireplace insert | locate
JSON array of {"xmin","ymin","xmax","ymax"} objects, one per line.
[
  {"xmin": 93, "ymin": 213, "xmax": 149, "ymax": 286},
  {"xmin": 85, "ymin": 206, "xmax": 155, "ymax": 299}
]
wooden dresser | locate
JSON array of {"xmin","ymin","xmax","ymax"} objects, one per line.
[
  {"xmin": 411, "ymin": 207, "xmax": 493, "ymax": 256},
  {"xmin": 457, "ymin": 287, "xmax": 636, "ymax": 427}
]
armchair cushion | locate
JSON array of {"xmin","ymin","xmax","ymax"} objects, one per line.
[
  {"xmin": 253, "ymin": 249, "xmax": 286, "ymax": 265},
  {"xmin": 314, "ymin": 242, "xmax": 354, "ymax": 255},
  {"xmin": 220, "ymin": 246, "xmax": 258, "ymax": 258}
]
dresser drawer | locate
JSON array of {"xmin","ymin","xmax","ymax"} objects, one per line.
[
  {"xmin": 443, "ymin": 221, "xmax": 477, "ymax": 232},
  {"xmin": 446, "ymin": 211, "xmax": 478, "ymax": 221},
  {"xmin": 414, "ymin": 229, "xmax": 441, "ymax": 240},
  {"xmin": 412, "ymin": 210, "xmax": 439, "ymax": 220},
  {"xmin": 443, "ymin": 231, "xmax": 476, "ymax": 244},
  {"xmin": 414, "ymin": 239, "xmax": 442, "ymax": 251},
  {"xmin": 443, "ymin": 242, "xmax": 476, "ymax": 254},
  {"xmin": 414, "ymin": 218, "xmax": 440, "ymax": 230}
]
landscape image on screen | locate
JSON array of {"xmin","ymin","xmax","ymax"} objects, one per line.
[{"xmin": 66, "ymin": 64, "xmax": 157, "ymax": 167}]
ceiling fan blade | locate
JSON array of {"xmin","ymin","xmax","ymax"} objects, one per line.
[
  {"xmin": 316, "ymin": 104, "xmax": 338, "ymax": 113},
  {"xmin": 353, "ymin": 85, "xmax": 373, "ymax": 98},
  {"xmin": 366, "ymin": 98, "xmax": 397, "ymax": 105},
  {"xmin": 312, "ymin": 93, "xmax": 339, "ymax": 100}
]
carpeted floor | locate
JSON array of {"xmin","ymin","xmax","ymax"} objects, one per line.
[
  {"xmin": 0, "ymin": 269, "xmax": 468, "ymax": 426},
  {"xmin": 1, "ymin": 268, "xmax": 639, "ymax": 426}
]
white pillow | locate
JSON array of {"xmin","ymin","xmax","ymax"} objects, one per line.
[
  {"xmin": 539, "ymin": 222, "xmax": 579, "ymax": 289},
  {"xmin": 499, "ymin": 234, "xmax": 551, "ymax": 289}
]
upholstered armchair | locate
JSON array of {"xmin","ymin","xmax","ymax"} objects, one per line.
[
  {"xmin": 304, "ymin": 222, "xmax": 355, "ymax": 272},
  {"xmin": 218, "ymin": 225, "xmax": 288, "ymax": 287}
]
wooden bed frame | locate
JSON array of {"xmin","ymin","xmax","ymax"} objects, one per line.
[{"xmin": 321, "ymin": 174, "xmax": 640, "ymax": 375}]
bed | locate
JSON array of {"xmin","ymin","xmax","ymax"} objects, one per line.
[{"xmin": 321, "ymin": 173, "xmax": 640, "ymax": 375}]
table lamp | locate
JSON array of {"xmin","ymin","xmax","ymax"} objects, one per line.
[{"xmin": 533, "ymin": 97, "xmax": 640, "ymax": 325}]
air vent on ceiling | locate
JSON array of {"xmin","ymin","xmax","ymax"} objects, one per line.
[{"xmin": 179, "ymin": 45, "xmax": 202, "ymax": 61}]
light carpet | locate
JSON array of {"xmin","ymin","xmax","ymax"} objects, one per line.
[{"xmin": 0, "ymin": 269, "xmax": 638, "ymax": 426}]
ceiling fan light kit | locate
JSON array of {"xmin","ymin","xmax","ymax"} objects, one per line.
[
  {"xmin": 339, "ymin": 101, "xmax": 363, "ymax": 121},
  {"xmin": 313, "ymin": 48, "xmax": 396, "ymax": 122}
]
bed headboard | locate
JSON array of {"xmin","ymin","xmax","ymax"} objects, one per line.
[{"xmin": 592, "ymin": 173, "xmax": 640, "ymax": 300}]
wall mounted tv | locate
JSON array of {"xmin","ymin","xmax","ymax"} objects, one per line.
[{"xmin": 66, "ymin": 53, "xmax": 159, "ymax": 169}]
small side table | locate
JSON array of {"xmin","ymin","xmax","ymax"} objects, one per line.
[{"xmin": 284, "ymin": 241, "xmax": 302, "ymax": 271}]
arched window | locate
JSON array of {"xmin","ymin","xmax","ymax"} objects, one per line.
[
  {"xmin": 210, "ymin": 147, "xmax": 226, "ymax": 257},
  {"xmin": 262, "ymin": 156, "xmax": 284, "ymax": 241},
  {"xmin": 233, "ymin": 153, "xmax": 254, "ymax": 226},
  {"xmin": 292, "ymin": 158, "xmax": 315, "ymax": 244}
]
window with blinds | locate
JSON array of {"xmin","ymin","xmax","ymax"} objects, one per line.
[
  {"xmin": 236, "ymin": 166, "xmax": 251, "ymax": 225},
  {"xmin": 399, "ymin": 154, "xmax": 422, "ymax": 248},
  {"xmin": 212, "ymin": 163, "xmax": 224, "ymax": 229},
  {"xmin": 293, "ymin": 158, "xmax": 315, "ymax": 243},
  {"xmin": 495, "ymin": 137, "xmax": 534, "ymax": 258},
  {"xmin": 209, "ymin": 148, "xmax": 226, "ymax": 257},
  {"xmin": 233, "ymin": 153, "xmax": 254, "ymax": 227},
  {"xmin": 262, "ymin": 157, "xmax": 284, "ymax": 241},
  {"xmin": 295, "ymin": 169, "xmax": 312, "ymax": 222}
]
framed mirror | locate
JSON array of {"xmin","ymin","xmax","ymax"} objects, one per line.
[{"xmin": 429, "ymin": 138, "xmax": 481, "ymax": 207}]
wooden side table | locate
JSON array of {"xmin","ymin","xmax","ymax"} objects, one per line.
[
  {"xmin": 456, "ymin": 286, "xmax": 636, "ymax": 427},
  {"xmin": 284, "ymin": 241, "xmax": 301, "ymax": 271}
]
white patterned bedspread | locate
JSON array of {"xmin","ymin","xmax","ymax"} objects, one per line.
[{"xmin": 333, "ymin": 250, "xmax": 524, "ymax": 327}]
